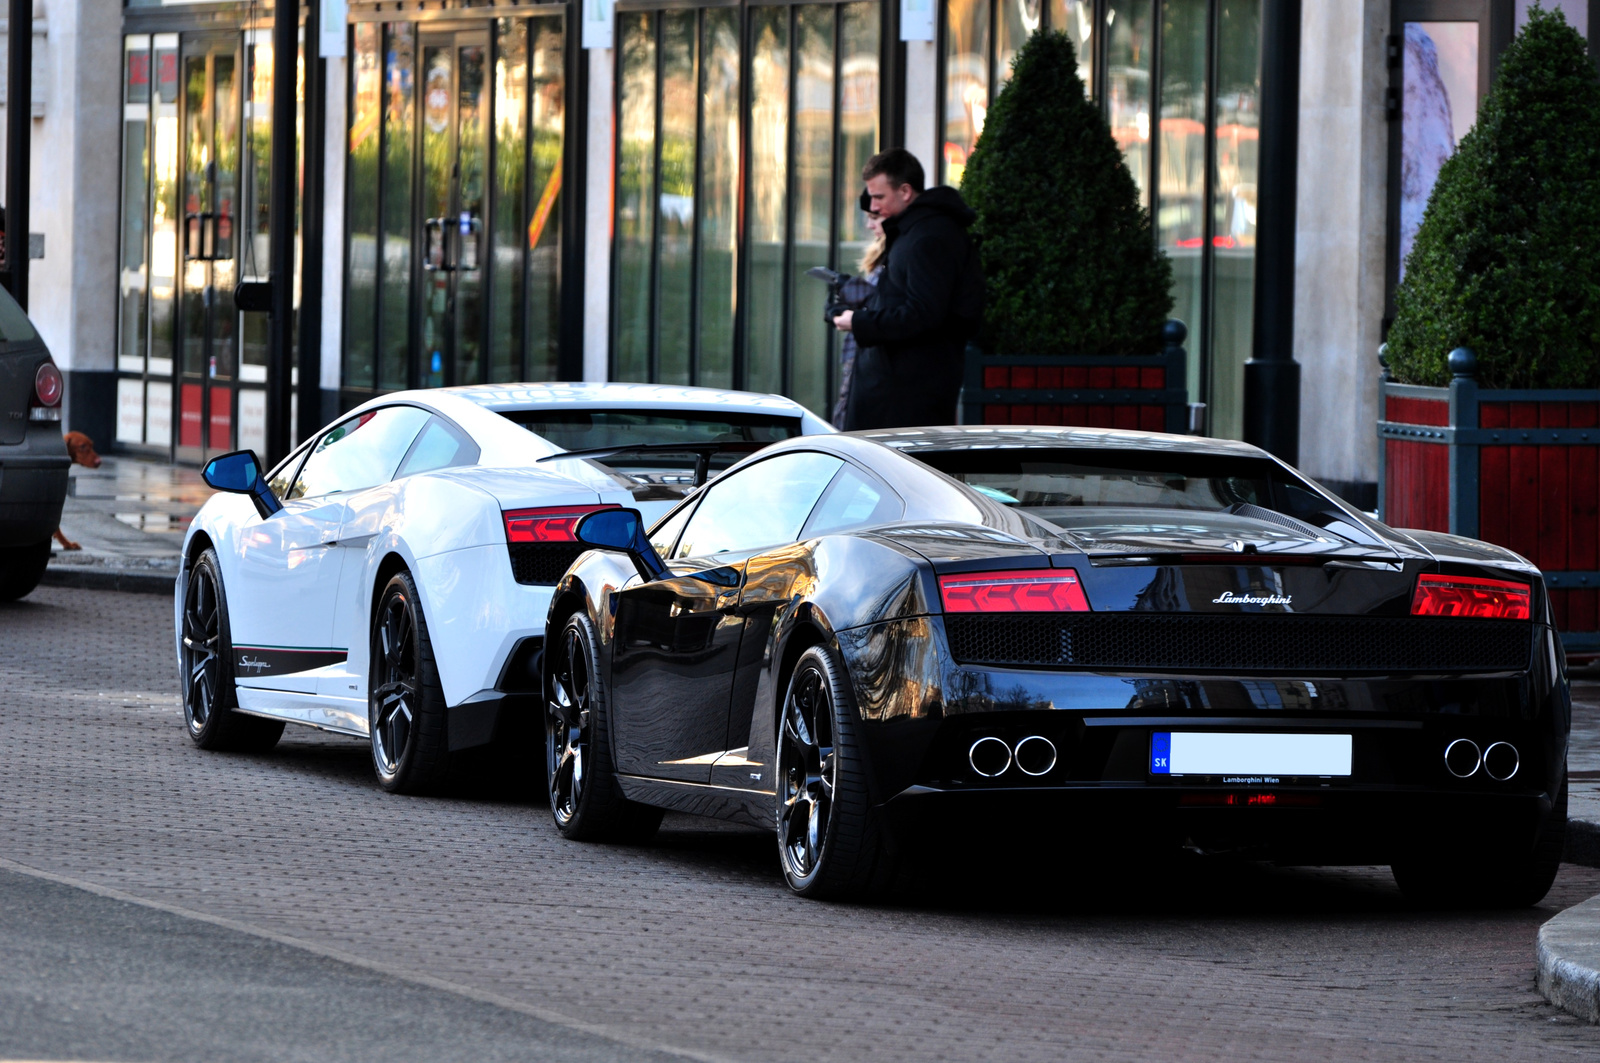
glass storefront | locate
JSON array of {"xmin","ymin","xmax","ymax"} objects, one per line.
[
  {"xmin": 938, "ymin": 0, "xmax": 1259, "ymax": 438},
  {"xmin": 116, "ymin": 22, "xmax": 299, "ymax": 462},
  {"xmin": 612, "ymin": 0, "xmax": 881, "ymax": 417},
  {"xmin": 343, "ymin": 10, "xmax": 566, "ymax": 404}
]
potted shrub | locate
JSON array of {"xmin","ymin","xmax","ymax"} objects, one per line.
[
  {"xmin": 1380, "ymin": 6, "xmax": 1600, "ymax": 649},
  {"xmin": 958, "ymin": 31, "xmax": 1184, "ymax": 431}
]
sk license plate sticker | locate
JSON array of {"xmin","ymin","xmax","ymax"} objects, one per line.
[{"xmin": 1150, "ymin": 732, "xmax": 1352, "ymax": 778}]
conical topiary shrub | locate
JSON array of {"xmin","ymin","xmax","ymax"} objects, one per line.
[
  {"xmin": 1385, "ymin": 5, "xmax": 1600, "ymax": 388},
  {"xmin": 960, "ymin": 30, "xmax": 1173, "ymax": 356}
]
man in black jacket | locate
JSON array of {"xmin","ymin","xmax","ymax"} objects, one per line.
[{"xmin": 833, "ymin": 148, "xmax": 981, "ymax": 430}]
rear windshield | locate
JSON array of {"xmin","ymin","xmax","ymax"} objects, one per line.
[
  {"xmin": 909, "ymin": 449, "xmax": 1380, "ymax": 544},
  {"xmin": 500, "ymin": 409, "xmax": 801, "ymax": 477},
  {"xmin": 0, "ymin": 283, "xmax": 37, "ymax": 343}
]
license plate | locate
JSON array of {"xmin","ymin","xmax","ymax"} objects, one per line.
[{"xmin": 1150, "ymin": 732, "xmax": 1352, "ymax": 778}]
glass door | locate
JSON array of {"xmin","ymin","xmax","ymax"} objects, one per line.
[
  {"xmin": 176, "ymin": 37, "xmax": 241, "ymax": 463},
  {"xmin": 418, "ymin": 30, "xmax": 488, "ymax": 389}
]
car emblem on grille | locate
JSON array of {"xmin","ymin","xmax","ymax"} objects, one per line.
[{"xmin": 1212, "ymin": 591, "xmax": 1292, "ymax": 607}]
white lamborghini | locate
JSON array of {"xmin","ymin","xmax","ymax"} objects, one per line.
[{"xmin": 175, "ymin": 382, "xmax": 830, "ymax": 792}]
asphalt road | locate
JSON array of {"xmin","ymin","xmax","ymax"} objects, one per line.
[{"xmin": 3, "ymin": 585, "xmax": 1600, "ymax": 1063}]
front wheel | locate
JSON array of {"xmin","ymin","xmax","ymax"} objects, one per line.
[
  {"xmin": 0, "ymin": 540, "xmax": 50, "ymax": 601},
  {"xmin": 369, "ymin": 571, "xmax": 450, "ymax": 794},
  {"xmin": 545, "ymin": 612, "xmax": 662, "ymax": 842},
  {"xmin": 775, "ymin": 644, "xmax": 898, "ymax": 899},
  {"xmin": 180, "ymin": 548, "xmax": 283, "ymax": 752},
  {"xmin": 1392, "ymin": 773, "xmax": 1567, "ymax": 908}
]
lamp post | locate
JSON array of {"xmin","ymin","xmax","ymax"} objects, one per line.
[{"xmin": 1243, "ymin": 0, "xmax": 1302, "ymax": 463}]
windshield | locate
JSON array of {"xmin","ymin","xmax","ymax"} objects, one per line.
[
  {"xmin": 909, "ymin": 449, "xmax": 1384, "ymax": 547},
  {"xmin": 499, "ymin": 409, "xmax": 803, "ymax": 485}
]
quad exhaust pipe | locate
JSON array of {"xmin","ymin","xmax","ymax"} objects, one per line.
[
  {"xmin": 968, "ymin": 735, "xmax": 1057, "ymax": 778},
  {"xmin": 1444, "ymin": 738, "xmax": 1519, "ymax": 781}
]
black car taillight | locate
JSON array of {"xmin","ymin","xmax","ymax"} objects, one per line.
[
  {"xmin": 29, "ymin": 362, "xmax": 62, "ymax": 422},
  {"xmin": 938, "ymin": 568, "xmax": 1091, "ymax": 613},
  {"xmin": 1410, "ymin": 573, "xmax": 1531, "ymax": 620}
]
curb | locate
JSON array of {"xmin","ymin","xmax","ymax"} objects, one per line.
[
  {"xmin": 41, "ymin": 566, "xmax": 176, "ymax": 596},
  {"xmin": 1539, "ymin": 892, "xmax": 1600, "ymax": 1023}
]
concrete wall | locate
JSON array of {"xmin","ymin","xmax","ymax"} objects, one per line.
[
  {"xmin": 1293, "ymin": 0, "xmax": 1389, "ymax": 500},
  {"xmin": 1, "ymin": 0, "xmax": 121, "ymax": 444}
]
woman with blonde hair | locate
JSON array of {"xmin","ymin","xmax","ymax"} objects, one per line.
[{"xmin": 831, "ymin": 214, "xmax": 886, "ymax": 426}]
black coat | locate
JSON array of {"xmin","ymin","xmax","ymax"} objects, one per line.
[{"xmin": 844, "ymin": 186, "xmax": 979, "ymax": 431}]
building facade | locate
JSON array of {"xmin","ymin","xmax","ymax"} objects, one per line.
[{"xmin": 7, "ymin": 0, "xmax": 1595, "ymax": 497}]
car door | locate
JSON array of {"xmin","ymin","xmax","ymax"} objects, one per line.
[
  {"xmin": 608, "ymin": 450, "xmax": 844, "ymax": 782},
  {"xmin": 318, "ymin": 413, "xmax": 480, "ymax": 702},
  {"xmin": 226, "ymin": 405, "xmax": 430, "ymax": 695}
]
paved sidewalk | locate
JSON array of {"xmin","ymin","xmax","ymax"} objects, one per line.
[{"xmin": 44, "ymin": 454, "xmax": 209, "ymax": 593}]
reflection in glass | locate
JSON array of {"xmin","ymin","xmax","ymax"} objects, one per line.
[
  {"xmin": 836, "ymin": 3, "xmax": 880, "ymax": 270},
  {"xmin": 1400, "ymin": 21, "xmax": 1478, "ymax": 278},
  {"xmin": 149, "ymin": 38, "xmax": 179, "ymax": 389},
  {"xmin": 996, "ymin": 0, "xmax": 1036, "ymax": 93},
  {"xmin": 1208, "ymin": 0, "xmax": 1260, "ymax": 441},
  {"xmin": 1053, "ymin": 0, "xmax": 1094, "ymax": 88},
  {"xmin": 942, "ymin": 0, "xmax": 988, "ymax": 185},
  {"xmin": 381, "ymin": 24, "xmax": 415, "ymax": 391},
  {"xmin": 346, "ymin": 23, "xmax": 381, "ymax": 390},
  {"xmin": 419, "ymin": 43, "xmax": 452, "ymax": 388},
  {"xmin": 745, "ymin": 7, "xmax": 789, "ymax": 396},
  {"xmin": 491, "ymin": 18, "xmax": 528, "ymax": 383},
  {"xmin": 455, "ymin": 43, "xmax": 487, "ymax": 387},
  {"xmin": 119, "ymin": 38, "xmax": 152, "ymax": 384},
  {"xmin": 181, "ymin": 54, "xmax": 209, "ymax": 378},
  {"xmin": 788, "ymin": 5, "xmax": 835, "ymax": 417},
  {"xmin": 1106, "ymin": 0, "xmax": 1153, "ymax": 207},
  {"xmin": 657, "ymin": 11, "xmax": 697, "ymax": 387},
  {"xmin": 527, "ymin": 17, "xmax": 565, "ymax": 381},
  {"xmin": 697, "ymin": 8, "xmax": 740, "ymax": 389},
  {"xmin": 1157, "ymin": 0, "xmax": 1206, "ymax": 397},
  {"xmin": 614, "ymin": 14, "xmax": 656, "ymax": 383}
]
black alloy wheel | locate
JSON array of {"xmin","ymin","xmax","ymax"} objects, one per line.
[
  {"xmin": 775, "ymin": 644, "xmax": 897, "ymax": 899},
  {"xmin": 1391, "ymin": 770, "xmax": 1568, "ymax": 909},
  {"xmin": 0, "ymin": 540, "xmax": 51, "ymax": 601},
  {"xmin": 544, "ymin": 612, "xmax": 662, "ymax": 841},
  {"xmin": 369, "ymin": 571, "xmax": 449, "ymax": 794},
  {"xmin": 180, "ymin": 548, "xmax": 283, "ymax": 752}
]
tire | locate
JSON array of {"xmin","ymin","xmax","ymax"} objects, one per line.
[
  {"xmin": 369, "ymin": 570, "xmax": 451, "ymax": 794},
  {"xmin": 0, "ymin": 540, "xmax": 50, "ymax": 602},
  {"xmin": 1392, "ymin": 772, "xmax": 1567, "ymax": 909},
  {"xmin": 180, "ymin": 548, "xmax": 284, "ymax": 753},
  {"xmin": 775, "ymin": 644, "xmax": 899, "ymax": 899},
  {"xmin": 545, "ymin": 612, "xmax": 663, "ymax": 842}
]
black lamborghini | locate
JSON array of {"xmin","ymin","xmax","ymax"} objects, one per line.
[{"xmin": 542, "ymin": 427, "xmax": 1569, "ymax": 904}]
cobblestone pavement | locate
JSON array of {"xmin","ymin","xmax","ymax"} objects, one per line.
[{"xmin": 4, "ymin": 586, "xmax": 1600, "ymax": 1062}]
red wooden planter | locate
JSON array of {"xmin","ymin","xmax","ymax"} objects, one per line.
[
  {"xmin": 962, "ymin": 322, "xmax": 1193, "ymax": 434},
  {"xmin": 1379, "ymin": 348, "xmax": 1600, "ymax": 653}
]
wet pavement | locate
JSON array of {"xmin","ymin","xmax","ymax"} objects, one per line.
[{"xmin": 47, "ymin": 455, "xmax": 210, "ymax": 585}]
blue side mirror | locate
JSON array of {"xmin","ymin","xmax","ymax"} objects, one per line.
[
  {"xmin": 202, "ymin": 449, "xmax": 283, "ymax": 519},
  {"xmin": 574, "ymin": 507, "xmax": 667, "ymax": 581}
]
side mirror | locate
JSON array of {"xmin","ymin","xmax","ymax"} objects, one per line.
[
  {"xmin": 574, "ymin": 507, "xmax": 667, "ymax": 582},
  {"xmin": 202, "ymin": 449, "xmax": 283, "ymax": 519}
]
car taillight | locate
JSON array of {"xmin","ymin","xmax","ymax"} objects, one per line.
[
  {"xmin": 1410, "ymin": 573, "xmax": 1531, "ymax": 620},
  {"xmin": 939, "ymin": 569, "xmax": 1091, "ymax": 613},
  {"xmin": 30, "ymin": 362, "xmax": 63, "ymax": 421},
  {"xmin": 503, "ymin": 504, "xmax": 618, "ymax": 544}
]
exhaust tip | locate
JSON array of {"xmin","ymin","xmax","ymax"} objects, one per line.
[
  {"xmin": 1013, "ymin": 735, "xmax": 1057, "ymax": 776},
  {"xmin": 1483, "ymin": 741, "xmax": 1519, "ymax": 781},
  {"xmin": 969, "ymin": 736, "xmax": 1012, "ymax": 778},
  {"xmin": 1444, "ymin": 738, "xmax": 1481, "ymax": 779}
]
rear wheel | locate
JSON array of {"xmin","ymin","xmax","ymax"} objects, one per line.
[
  {"xmin": 545, "ymin": 612, "xmax": 662, "ymax": 842},
  {"xmin": 0, "ymin": 540, "xmax": 50, "ymax": 601},
  {"xmin": 776, "ymin": 644, "xmax": 898, "ymax": 899},
  {"xmin": 181, "ymin": 548, "xmax": 284, "ymax": 752},
  {"xmin": 1392, "ymin": 773, "xmax": 1567, "ymax": 908},
  {"xmin": 369, "ymin": 571, "xmax": 450, "ymax": 794}
]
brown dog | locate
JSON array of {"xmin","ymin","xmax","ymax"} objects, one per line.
[{"xmin": 54, "ymin": 431, "xmax": 101, "ymax": 551}]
